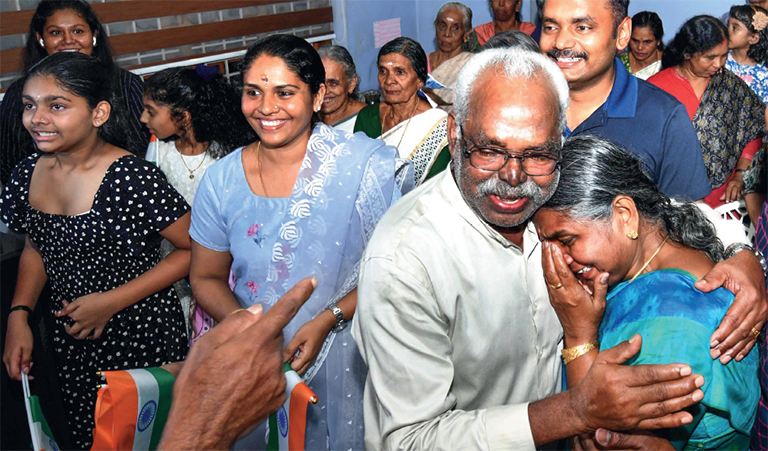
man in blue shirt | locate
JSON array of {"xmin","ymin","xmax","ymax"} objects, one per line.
[{"xmin": 539, "ymin": 0, "xmax": 712, "ymax": 201}]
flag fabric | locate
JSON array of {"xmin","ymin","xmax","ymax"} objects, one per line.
[
  {"xmin": 145, "ymin": 134, "xmax": 158, "ymax": 166},
  {"xmin": 267, "ymin": 363, "xmax": 319, "ymax": 451},
  {"xmin": 22, "ymin": 373, "xmax": 60, "ymax": 451},
  {"xmin": 91, "ymin": 367, "xmax": 175, "ymax": 451}
]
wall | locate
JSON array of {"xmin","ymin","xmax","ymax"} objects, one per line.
[
  {"xmin": 332, "ymin": 0, "xmax": 420, "ymax": 91},
  {"xmin": 628, "ymin": 0, "xmax": 735, "ymax": 44},
  {"xmin": 331, "ymin": 0, "xmax": 542, "ymax": 91},
  {"xmin": 334, "ymin": 0, "xmax": 738, "ymax": 91}
]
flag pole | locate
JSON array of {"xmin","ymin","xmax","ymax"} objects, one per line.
[{"xmin": 22, "ymin": 373, "xmax": 42, "ymax": 451}]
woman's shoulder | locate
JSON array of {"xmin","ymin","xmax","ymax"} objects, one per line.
[
  {"xmin": 4, "ymin": 153, "xmax": 40, "ymax": 188},
  {"xmin": 519, "ymin": 22, "xmax": 536, "ymax": 35},
  {"xmin": 608, "ymin": 269, "xmax": 733, "ymax": 330},
  {"xmin": 358, "ymin": 102, "xmax": 380, "ymax": 118},
  {"xmin": 198, "ymin": 146, "xmax": 245, "ymax": 182},
  {"xmin": 104, "ymin": 153, "xmax": 164, "ymax": 180},
  {"xmin": 647, "ymin": 66, "xmax": 677, "ymax": 85},
  {"xmin": 354, "ymin": 103, "xmax": 382, "ymax": 136},
  {"xmin": 418, "ymin": 106, "xmax": 449, "ymax": 121}
]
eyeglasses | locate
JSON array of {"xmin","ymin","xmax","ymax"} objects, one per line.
[{"xmin": 460, "ymin": 126, "xmax": 560, "ymax": 176}]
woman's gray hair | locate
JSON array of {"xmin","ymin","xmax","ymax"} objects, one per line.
[
  {"xmin": 454, "ymin": 48, "xmax": 570, "ymax": 136},
  {"xmin": 545, "ymin": 135, "xmax": 725, "ymax": 262},
  {"xmin": 482, "ymin": 30, "xmax": 540, "ymax": 52},
  {"xmin": 435, "ymin": 2, "xmax": 473, "ymax": 51},
  {"xmin": 317, "ymin": 45, "xmax": 361, "ymax": 98}
]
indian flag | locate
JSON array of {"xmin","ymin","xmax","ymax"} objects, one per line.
[
  {"xmin": 91, "ymin": 367, "xmax": 175, "ymax": 451},
  {"xmin": 267, "ymin": 363, "xmax": 319, "ymax": 451},
  {"xmin": 22, "ymin": 373, "xmax": 60, "ymax": 451},
  {"xmin": 145, "ymin": 134, "xmax": 158, "ymax": 166}
]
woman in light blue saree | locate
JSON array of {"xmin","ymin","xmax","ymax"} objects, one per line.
[
  {"xmin": 533, "ymin": 135, "xmax": 759, "ymax": 450},
  {"xmin": 188, "ymin": 35, "xmax": 412, "ymax": 450}
]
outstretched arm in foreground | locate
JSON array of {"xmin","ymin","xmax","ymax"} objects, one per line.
[{"xmin": 159, "ymin": 278, "xmax": 317, "ymax": 450}]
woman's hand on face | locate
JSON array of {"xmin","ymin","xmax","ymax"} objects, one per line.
[
  {"xmin": 542, "ymin": 241, "xmax": 607, "ymax": 344},
  {"xmin": 720, "ymin": 173, "xmax": 744, "ymax": 203},
  {"xmin": 3, "ymin": 314, "xmax": 34, "ymax": 381},
  {"xmin": 282, "ymin": 311, "xmax": 335, "ymax": 375},
  {"xmin": 58, "ymin": 292, "xmax": 117, "ymax": 340}
]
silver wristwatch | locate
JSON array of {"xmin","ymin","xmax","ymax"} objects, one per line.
[
  {"xmin": 724, "ymin": 243, "xmax": 768, "ymax": 279},
  {"xmin": 328, "ymin": 302, "xmax": 346, "ymax": 333}
]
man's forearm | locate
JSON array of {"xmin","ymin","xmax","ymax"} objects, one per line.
[
  {"xmin": 159, "ymin": 389, "xmax": 238, "ymax": 450},
  {"xmin": 528, "ymin": 390, "xmax": 587, "ymax": 447}
]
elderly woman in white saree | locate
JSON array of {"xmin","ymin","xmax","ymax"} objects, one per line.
[
  {"xmin": 355, "ymin": 37, "xmax": 451, "ymax": 185},
  {"xmin": 318, "ymin": 45, "xmax": 366, "ymax": 134},
  {"xmin": 426, "ymin": 2, "xmax": 475, "ymax": 109}
]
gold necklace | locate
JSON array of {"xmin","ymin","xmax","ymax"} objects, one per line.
[
  {"xmin": 176, "ymin": 145, "xmax": 207, "ymax": 179},
  {"xmin": 392, "ymin": 98, "xmax": 421, "ymax": 149},
  {"xmin": 256, "ymin": 141, "xmax": 268, "ymax": 197},
  {"xmin": 629, "ymin": 235, "xmax": 669, "ymax": 283}
]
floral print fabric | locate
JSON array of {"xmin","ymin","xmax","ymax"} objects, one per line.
[{"xmin": 726, "ymin": 52, "xmax": 768, "ymax": 104}]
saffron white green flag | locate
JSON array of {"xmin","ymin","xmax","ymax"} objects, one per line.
[
  {"xmin": 91, "ymin": 367, "xmax": 174, "ymax": 451},
  {"xmin": 267, "ymin": 363, "xmax": 318, "ymax": 450},
  {"xmin": 22, "ymin": 373, "xmax": 60, "ymax": 451}
]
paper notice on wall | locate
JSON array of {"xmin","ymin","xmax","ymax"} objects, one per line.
[{"xmin": 374, "ymin": 18, "xmax": 401, "ymax": 48}]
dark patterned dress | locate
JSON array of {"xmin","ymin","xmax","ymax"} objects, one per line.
[{"xmin": 0, "ymin": 154, "xmax": 189, "ymax": 449}]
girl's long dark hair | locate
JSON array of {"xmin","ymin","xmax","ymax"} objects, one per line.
[
  {"xmin": 144, "ymin": 67, "xmax": 256, "ymax": 157},
  {"xmin": 27, "ymin": 52, "xmax": 131, "ymax": 151},
  {"xmin": 23, "ymin": 0, "xmax": 113, "ymax": 73},
  {"xmin": 730, "ymin": 5, "xmax": 768, "ymax": 65}
]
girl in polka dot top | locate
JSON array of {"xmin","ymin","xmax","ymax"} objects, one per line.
[{"xmin": 1, "ymin": 52, "xmax": 190, "ymax": 449}]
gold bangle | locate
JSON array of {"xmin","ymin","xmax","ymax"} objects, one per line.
[{"xmin": 562, "ymin": 340, "xmax": 599, "ymax": 365}]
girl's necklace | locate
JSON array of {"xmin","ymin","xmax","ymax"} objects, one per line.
[
  {"xmin": 176, "ymin": 146, "xmax": 207, "ymax": 179},
  {"xmin": 628, "ymin": 235, "xmax": 669, "ymax": 283},
  {"xmin": 257, "ymin": 141, "xmax": 269, "ymax": 197},
  {"xmin": 392, "ymin": 98, "xmax": 421, "ymax": 149}
]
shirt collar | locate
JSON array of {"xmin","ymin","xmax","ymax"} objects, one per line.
[
  {"xmin": 604, "ymin": 57, "xmax": 638, "ymax": 118},
  {"xmin": 566, "ymin": 57, "xmax": 638, "ymax": 136},
  {"xmin": 439, "ymin": 167, "xmax": 540, "ymax": 256}
]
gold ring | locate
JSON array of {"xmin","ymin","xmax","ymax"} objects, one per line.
[
  {"xmin": 549, "ymin": 283, "xmax": 564, "ymax": 290},
  {"xmin": 750, "ymin": 327, "xmax": 761, "ymax": 339},
  {"xmin": 227, "ymin": 308, "xmax": 245, "ymax": 318}
]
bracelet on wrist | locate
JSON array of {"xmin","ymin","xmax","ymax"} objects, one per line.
[
  {"xmin": 562, "ymin": 340, "xmax": 599, "ymax": 365},
  {"xmin": 9, "ymin": 305, "xmax": 34, "ymax": 317}
]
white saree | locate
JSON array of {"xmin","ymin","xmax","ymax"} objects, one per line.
[{"xmin": 379, "ymin": 108, "xmax": 449, "ymax": 185}]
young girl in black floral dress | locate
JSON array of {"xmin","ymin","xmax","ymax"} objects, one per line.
[{"xmin": 1, "ymin": 52, "xmax": 189, "ymax": 449}]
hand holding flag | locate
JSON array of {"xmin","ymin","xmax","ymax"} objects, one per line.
[
  {"xmin": 158, "ymin": 277, "xmax": 317, "ymax": 450},
  {"xmin": 22, "ymin": 373, "xmax": 60, "ymax": 451}
]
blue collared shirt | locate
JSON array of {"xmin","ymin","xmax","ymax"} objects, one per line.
[{"xmin": 565, "ymin": 58, "xmax": 712, "ymax": 201}]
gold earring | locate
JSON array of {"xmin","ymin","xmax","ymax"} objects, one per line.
[{"xmin": 626, "ymin": 231, "xmax": 639, "ymax": 240}]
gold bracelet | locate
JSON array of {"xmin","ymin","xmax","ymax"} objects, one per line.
[{"xmin": 561, "ymin": 340, "xmax": 599, "ymax": 365}]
